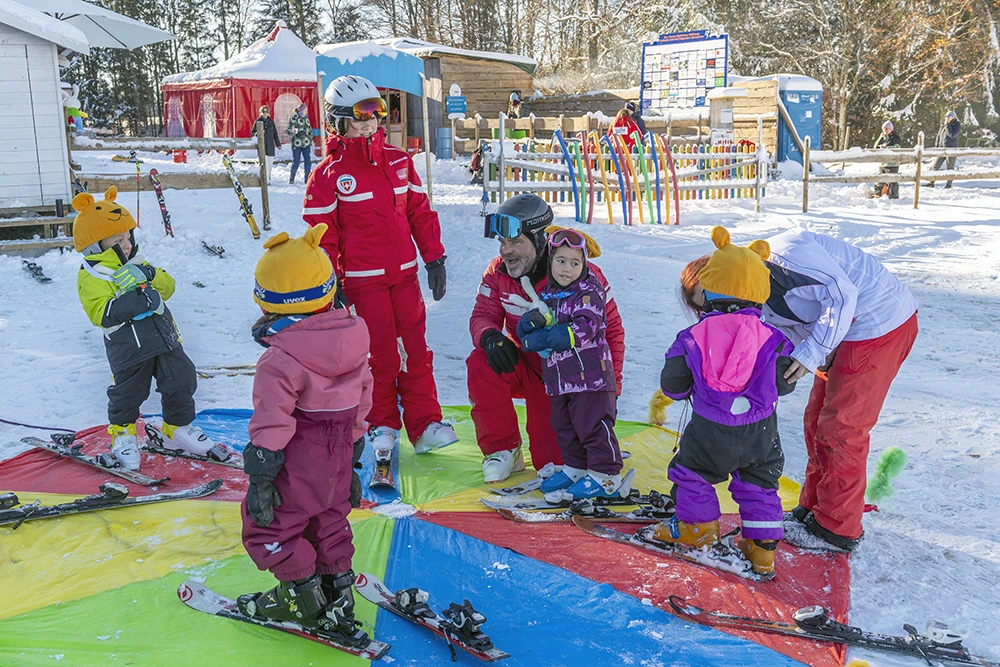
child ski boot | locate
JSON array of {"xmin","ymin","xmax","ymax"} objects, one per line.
[
  {"xmin": 147, "ymin": 421, "xmax": 224, "ymax": 458},
  {"xmin": 106, "ymin": 423, "xmax": 141, "ymax": 471},
  {"xmin": 441, "ymin": 600, "xmax": 497, "ymax": 652},
  {"xmin": 237, "ymin": 574, "xmax": 329, "ymax": 628},
  {"xmin": 318, "ymin": 570, "xmax": 373, "ymax": 648},
  {"xmin": 737, "ymin": 538, "xmax": 778, "ymax": 576},
  {"xmin": 545, "ymin": 468, "xmax": 636, "ymax": 503},
  {"xmin": 539, "ymin": 465, "xmax": 586, "ymax": 493},
  {"xmin": 651, "ymin": 516, "xmax": 720, "ymax": 548},
  {"xmin": 413, "ymin": 422, "xmax": 459, "ymax": 454}
]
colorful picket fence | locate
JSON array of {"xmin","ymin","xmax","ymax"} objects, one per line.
[{"xmin": 482, "ymin": 131, "xmax": 767, "ymax": 225}]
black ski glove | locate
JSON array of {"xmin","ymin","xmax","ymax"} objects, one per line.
[
  {"xmin": 480, "ymin": 329, "xmax": 520, "ymax": 375},
  {"xmin": 425, "ymin": 256, "xmax": 447, "ymax": 301},
  {"xmin": 244, "ymin": 443, "xmax": 285, "ymax": 527},
  {"xmin": 350, "ymin": 436, "xmax": 364, "ymax": 508},
  {"xmin": 333, "ymin": 279, "xmax": 350, "ymax": 309}
]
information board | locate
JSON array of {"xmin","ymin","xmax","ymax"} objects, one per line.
[{"xmin": 640, "ymin": 30, "xmax": 729, "ymax": 112}]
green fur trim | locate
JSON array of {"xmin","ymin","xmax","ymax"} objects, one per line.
[{"xmin": 865, "ymin": 446, "xmax": 908, "ymax": 503}]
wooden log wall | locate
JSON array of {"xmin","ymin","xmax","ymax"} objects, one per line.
[
  {"xmin": 438, "ymin": 56, "xmax": 534, "ymax": 120},
  {"xmin": 732, "ymin": 79, "xmax": 779, "ymax": 157}
]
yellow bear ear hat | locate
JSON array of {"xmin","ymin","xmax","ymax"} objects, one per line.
[
  {"xmin": 697, "ymin": 226, "xmax": 772, "ymax": 304},
  {"xmin": 254, "ymin": 224, "xmax": 336, "ymax": 314},
  {"xmin": 71, "ymin": 185, "xmax": 137, "ymax": 252}
]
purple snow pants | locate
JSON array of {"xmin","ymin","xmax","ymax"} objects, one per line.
[
  {"xmin": 242, "ymin": 408, "xmax": 357, "ymax": 581},
  {"xmin": 549, "ymin": 390, "xmax": 622, "ymax": 475}
]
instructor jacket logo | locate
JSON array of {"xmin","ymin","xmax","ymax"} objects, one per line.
[{"xmin": 337, "ymin": 174, "xmax": 357, "ymax": 195}]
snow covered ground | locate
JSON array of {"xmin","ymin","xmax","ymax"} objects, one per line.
[{"xmin": 1, "ymin": 153, "xmax": 999, "ymax": 665}]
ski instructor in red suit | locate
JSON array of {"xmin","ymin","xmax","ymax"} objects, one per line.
[
  {"xmin": 467, "ymin": 194, "xmax": 625, "ymax": 484},
  {"xmin": 303, "ymin": 75, "xmax": 457, "ymax": 456}
]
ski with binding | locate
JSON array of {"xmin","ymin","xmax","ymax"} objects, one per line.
[
  {"xmin": 177, "ymin": 580, "xmax": 390, "ymax": 659},
  {"xmin": 143, "ymin": 424, "xmax": 241, "ymax": 469},
  {"xmin": 221, "ymin": 154, "xmax": 261, "ymax": 239},
  {"xmin": 23, "ymin": 436, "xmax": 169, "ymax": 486},
  {"xmin": 369, "ymin": 447, "xmax": 395, "ymax": 489},
  {"xmin": 148, "ymin": 169, "xmax": 174, "ymax": 237},
  {"xmin": 0, "ymin": 479, "xmax": 222, "ymax": 528},
  {"xmin": 668, "ymin": 597, "xmax": 999, "ymax": 667},
  {"xmin": 354, "ymin": 572, "xmax": 509, "ymax": 662}
]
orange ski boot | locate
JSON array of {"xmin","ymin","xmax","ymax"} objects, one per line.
[
  {"xmin": 652, "ymin": 518, "xmax": 720, "ymax": 548},
  {"xmin": 737, "ymin": 538, "xmax": 778, "ymax": 576}
]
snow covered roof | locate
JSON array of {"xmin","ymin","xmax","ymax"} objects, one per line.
[
  {"xmin": 319, "ymin": 37, "xmax": 537, "ymax": 75},
  {"xmin": 773, "ymin": 73, "xmax": 823, "ymax": 92},
  {"xmin": 162, "ymin": 22, "xmax": 316, "ymax": 84},
  {"xmin": 315, "ymin": 40, "xmax": 400, "ymax": 64},
  {"xmin": 0, "ymin": 0, "xmax": 89, "ymax": 53}
]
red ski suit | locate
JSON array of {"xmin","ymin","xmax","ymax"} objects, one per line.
[
  {"xmin": 607, "ymin": 114, "xmax": 642, "ymax": 151},
  {"xmin": 467, "ymin": 257, "xmax": 625, "ymax": 468},
  {"xmin": 303, "ymin": 128, "xmax": 445, "ymax": 442}
]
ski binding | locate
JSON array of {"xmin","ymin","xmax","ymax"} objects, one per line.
[
  {"xmin": 369, "ymin": 447, "xmax": 395, "ymax": 489},
  {"xmin": 25, "ymin": 435, "xmax": 169, "ymax": 486},
  {"xmin": 143, "ymin": 424, "xmax": 241, "ymax": 468}
]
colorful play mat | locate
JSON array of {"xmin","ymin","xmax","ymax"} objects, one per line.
[{"xmin": 0, "ymin": 407, "xmax": 850, "ymax": 666}]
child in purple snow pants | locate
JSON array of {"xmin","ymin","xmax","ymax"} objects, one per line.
[
  {"xmin": 517, "ymin": 227, "xmax": 632, "ymax": 502},
  {"xmin": 656, "ymin": 226, "xmax": 796, "ymax": 577}
]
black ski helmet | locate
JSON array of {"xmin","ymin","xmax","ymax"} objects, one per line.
[{"xmin": 494, "ymin": 194, "xmax": 553, "ymax": 253}]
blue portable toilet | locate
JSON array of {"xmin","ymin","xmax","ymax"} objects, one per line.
[{"xmin": 774, "ymin": 74, "xmax": 822, "ymax": 164}]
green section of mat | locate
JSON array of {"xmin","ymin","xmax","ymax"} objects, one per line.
[
  {"xmin": 399, "ymin": 405, "xmax": 658, "ymax": 507},
  {"xmin": 0, "ymin": 514, "xmax": 396, "ymax": 667}
]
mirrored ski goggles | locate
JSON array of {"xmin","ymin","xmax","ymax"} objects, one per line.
[
  {"xmin": 351, "ymin": 97, "xmax": 387, "ymax": 121},
  {"xmin": 483, "ymin": 212, "xmax": 522, "ymax": 239},
  {"xmin": 548, "ymin": 228, "xmax": 586, "ymax": 251}
]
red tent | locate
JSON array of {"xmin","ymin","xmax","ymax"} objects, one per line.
[{"xmin": 161, "ymin": 21, "xmax": 320, "ymax": 139}]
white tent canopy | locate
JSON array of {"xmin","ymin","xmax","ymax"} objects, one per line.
[
  {"xmin": 13, "ymin": 0, "xmax": 173, "ymax": 50},
  {"xmin": 163, "ymin": 21, "xmax": 316, "ymax": 84},
  {"xmin": 0, "ymin": 0, "xmax": 88, "ymax": 53}
]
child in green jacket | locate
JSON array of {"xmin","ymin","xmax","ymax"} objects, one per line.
[{"xmin": 73, "ymin": 186, "xmax": 221, "ymax": 469}]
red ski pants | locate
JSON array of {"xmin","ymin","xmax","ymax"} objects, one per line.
[
  {"xmin": 242, "ymin": 409, "xmax": 356, "ymax": 581},
  {"xmin": 345, "ymin": 271, "xmax": 441, "ymax": 444},
  {"xmin": 800, "ymin": 313, "xmax": 918, "ymax": 539},
  {"xmin": 466, "ymin": 347, "xmax": 562, "ymax": 469}
]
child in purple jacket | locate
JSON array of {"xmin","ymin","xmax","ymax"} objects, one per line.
[
  {"xmin": 657, "ymin": 227, "xmax": 796, "ymax": 577},
  {"xmin": 516, "ymin": 228, "xmax": 633, "ymax": 501}
]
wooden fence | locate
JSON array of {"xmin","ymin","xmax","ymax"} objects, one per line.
[{"xmin": 802, "ymin": 132, "xmax": 1000, "ymax": 211}]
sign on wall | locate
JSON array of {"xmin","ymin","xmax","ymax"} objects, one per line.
[{"xmin": 640, "ymin": 30, "xmax": 729, "ymax": 113}]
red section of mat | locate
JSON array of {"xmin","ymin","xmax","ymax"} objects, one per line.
[
  {"xmin": 0, "ymin": 420, "xmax": 247, "ymax": 502},
  {"xmin": 423, "ymin": 511, "xmax": 849, "ymax": 667}
]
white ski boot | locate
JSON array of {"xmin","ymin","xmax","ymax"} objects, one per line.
[
  {"xmin": 155, "ymin": 422, "xmax": 217, "ymax": 456},
  {"xmin": 413, "ymin": 422, "xmax": 458, "ymax": 454},
  {"xmin": 482, "ymin": 447, "xmax": 525, "ymax": 484},
  {"xmin": 108, "ymin": 423, "xmax": 141, "ymax": 471},
  {"xmin": 366, "ymin": 426, "xmax": 397, "ymax": 451}
]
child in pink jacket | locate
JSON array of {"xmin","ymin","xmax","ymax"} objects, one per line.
[{"xmin": 237, "ymin": 224, "xmax": 374, "ymax": 649}]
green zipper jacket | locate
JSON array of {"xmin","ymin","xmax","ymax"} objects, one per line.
[{"xmin": 77, "ymin": 247, "xmax": 181, "ymax": 373}]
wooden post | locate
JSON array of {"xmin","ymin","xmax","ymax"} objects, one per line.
[
  {"xmin": 802, "ymin": 134, "xmax": 810, "ymax": 213},
  {"xmin": 451, "ymin": 116, "xmax": 456, "ymax": 156},
  {"xmin": 255, "ymin": 120, "xmax": 271, "ymax": 231},
  {"xmin": 913, "ymin": 131, "xmax": 924, "ymax": 210},
  {"xmin": 754, "ymin": 117, "xmax": 763, "ymax": 213},
  {"xmin": 317, "ymin": 71, "xmax": 327, "ymax": 158},
  {"xmin": 666, "ymin": 112, "xmax": 672, "ymax": 144},
  {"xmin": 498, "ymin": 112, "xmax": 507, "ymax": 203},
  {"xmin": 696, "ymin": 115, "xmax": 702, "ymax": 145},
  {"xmin": 558, "ymin": 114, "xmax": 565, "ymax": 137},
  {"xmin": 528, "ymin": 113, "xmax": 535, "ymax": 140},
  {"xmin": 420, "ymin": 73, "xmax": 433, "ymax": 206},
  {"xmin": 474, "ymin": 115, "xmax": 480, "ymax": 146},
  {"xmin": 840, "ymin": 124, "xmax": 850, "ymax": 170}
]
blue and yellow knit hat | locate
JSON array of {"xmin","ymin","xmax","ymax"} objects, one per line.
[{"xmin": 253, "ymin": 224, "xmax": 336, "ymax": 314}]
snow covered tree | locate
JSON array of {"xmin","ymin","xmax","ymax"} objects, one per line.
[{"xmin": 251, "ymin": 0, "xmax": 328, "ymax": 46}]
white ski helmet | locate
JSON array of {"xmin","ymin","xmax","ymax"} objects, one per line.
[{"xmin": 325, "ymin": 75, "xmax": 381, "ymax": 118}]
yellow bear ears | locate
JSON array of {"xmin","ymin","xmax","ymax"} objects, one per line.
[
  {"xmin": 710, "ymin": 225, "xmax": 770, "ymax": 260},
  {"xmin": 71, "ymin": 185, "xmax": 119, "ymax": 212},
  {"xmin": 262, "ymin": 224, "xmax": 328, "ymax": 250}
]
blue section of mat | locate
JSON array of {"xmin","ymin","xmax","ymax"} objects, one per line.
[{"xmin": 381, "ymin": 516, "xmax": 806, "ymax": 666}]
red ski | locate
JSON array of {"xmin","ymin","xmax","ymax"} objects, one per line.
[{"xmin": 149, "ymin": 169, "xmax": 174, "ymax": 237}]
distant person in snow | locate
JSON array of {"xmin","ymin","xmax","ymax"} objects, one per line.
[
  {"xmin": 607, "ymin": 107, "xmax": 642, "ymax": 151},
  {"xmin": 286, "ymin": 103, "xmax": 313, "ymax": 184},
  {"xmin": 237, "ymin": 225, "xmax": 374, "ymax": 645},
  {"xmin": 625, "ymin": 101, "xmax": 647, "ymax": 136},
  {"xmin": 253, "ymin": 105, "xmax": 282, "ymax": 183},
  {"xmin": 71, "ymin": 186, "xmax": 221, "ymax": 472},
  {"xmin": 928, "ymin": 110, "xmax": 961, "ymax": 188},
  {"xmin": 680, "ymin": 228, "xmax": 918, "ymax": 553},
  {"xmin": 507, "ymin": 91, "xmax": 522, "ymax": 119},
  {"xmin": 660, "ymin": 227, "xmax": 797, "ymax": 579},
  {"xmin": 873, "ymin": 120, "xmax": 901, "ymax": 199}
]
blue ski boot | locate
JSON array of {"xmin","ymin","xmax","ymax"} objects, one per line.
[
  {"xmin": 539, "ymin": 465, "xmax": 586, "ymax": 493},
  {"xmin": 545, "ymin": 468, "xmax": 635, "ymax": 503}
]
